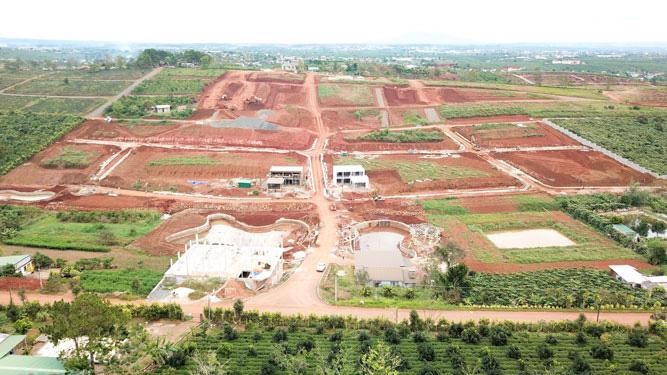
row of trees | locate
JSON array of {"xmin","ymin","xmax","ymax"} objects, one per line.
[{"xmin": 134, "ymin": 48, "xmax": 212, "ymax": 68}]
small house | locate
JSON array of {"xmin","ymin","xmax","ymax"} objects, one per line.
[
  {"xmin": 609, "ymin": 265, "xmax": 667, "ymax": 289},
  {"xmin": 355, "ymin": 250, "xmax": 417, "ymax": 287},
  {"xmin": 0, "ymin": 255, "xmax": 33, "ymax": 275},
  {"xmin": 237, "ymin": 179, "xmax": 253, "ymax": 189},
  {"xmin": 152, "ymin": 104, "xmax": 171, "ymax": 114},
  {"xmin": 612, "ymin": 224, "xmax": 639, "ymax": 242},
  {"xmin": 266, "ymin": 177, "xmax": 284, "ymax": 191},
  {"xmin": 333, "ymin": 165, "xmax": 369, "ymax": 189},
  {"xmin": 269, "ymin": 166, "xmax": 303, "ymax": 186},
  {"xmin": 0, "ymin": 334, "xmax": 26, "ymax": 358}
]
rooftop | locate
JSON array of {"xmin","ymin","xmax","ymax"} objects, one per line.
[
  {"xmin": 609, "ymin": 265, "xmax": 646, "ymax": 284},
  {"xmin": 0, "ymin": 335, "xmax": 25, "ymax": 358},
  {"xmin": 270, "ymin": 166, "xmax": 303, "ymax": 173},
  {"xmin": 612, "ymin": 224, "xmax": 637, "ymax": 236},
  {"xmin": 333, "ymin": 164, "xmax": 365, "ymax": 173},
  {"xmin": 0, "ymin": 255, "xmax": 30, "ymax": 267},
  {"xmin": 0, "ymin": 355, "xmax": 65, "ymax": 375},
  {"xmin": 355, "ymin": 249, "xmax": 412, "ymax": 269}
]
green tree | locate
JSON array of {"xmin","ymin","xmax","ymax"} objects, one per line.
[
  {"xmin": 33, "ymin": 252, "xmax": 53, "ymax": 268},
  {"xmin": 432, "ymin": 264, "xmax": 472, "ymax": 302},
  {"xmin": 360, "ymin": 342, "xmax": 402, "ymax": 375},
  {"xmin": 45, "ymin": 293, "xmax": 129, "ymax": 372}
]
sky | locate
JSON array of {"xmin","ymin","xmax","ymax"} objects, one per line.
[{"xmin": 1, "ymin": 0, "xmax": 666, "ymax": 45}]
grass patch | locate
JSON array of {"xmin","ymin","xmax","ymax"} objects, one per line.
[
  {"xmin": 0, "ymin": 95, "xmax": 35, "ymax": 111},
  {"xmin": 403, "ymin": 110, "xmax": 429, "ymax": 125},
  {"xmin": 351, "ymin": 108, "xmax": 380, "ymax": 120},
  {"xmin": 148, "ymin": 155, "xmax": 218, "ymax": 166},
  {"xmin": 513, "ymin": 194, "xmax": 559, "ymax": 212},
  {"xmin": 40, "ymin": 147, "xmax": 93, "ymax": 169},
  {"xmin": 7, "ymin": 79, "xmax": 129, "ymax": 96},
  {"xmin": 4, "ymin": 211, "xmax": 161, "ymax": 252},
  {"xmin": 132, "ymin": 79, "xmax": 208, "ymax": 95},
  {"xmin": 336, "ymin": 156, "xmax": 488, "ymax": 183},
  {"xmin": 356, "ymin": 129, "xmax": 444, "ymax": 143},
  {"xmin": 80, "ymin": 268, "xmax": 163, "ymax": 296},
  {"xmin": 318, "ymin": 84, "xmax": 375, "ymax": 106},
  {"xmin": 420, "ymin": 198, "xmax": 469, "ymax": 215},
  {"xmin": 24, "ymin": 97, "xmax": 106, "ymax": 115},
  {"xmin": 440, "ymin": 101, "xmax": 667, "ymax": 119},
  {"xmin": 424, "ymin": 80, "xmax": 609, "ymax": 100}
]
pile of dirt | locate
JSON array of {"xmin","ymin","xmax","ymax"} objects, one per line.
[
  {"xmin": 382, "ymin": 87, "xmax": 426, "ymax": 106},
  {"xmin": 247, "ymin": 83, "xmax": 306, "ymax": 110}
]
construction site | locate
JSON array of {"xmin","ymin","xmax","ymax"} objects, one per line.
[{"xmin": 1, "ymin": 68, "xmax": 664, "ymax": 304}]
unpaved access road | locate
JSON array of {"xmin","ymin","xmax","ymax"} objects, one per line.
[{"xmin": 86, "ymin": 67, "xmax": 162, "ymax": 118}]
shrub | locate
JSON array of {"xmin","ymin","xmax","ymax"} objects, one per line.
[
  {"xmin": 417, "ymin": 365, "xmax": 441, "ymax": 375},
  {"xmin": 435, "ymin": 331, "xmax": 449, "ymax": 342},
  {"xmin": 589, "ymin": 344, "xmax": 614, "ymax": 360},
  {"xmin": 413, "ymin": 331, "xmax": 428, "ymax": 343},
  {"xmin": 569, "ymin": 352, "xmax": 592, "ymax": 375},
  {"xmin": 461, "ymin": 327, "xmax": 481, "ymax": 344},
  {"xmin": 384, "ymin": 327, "xmax": 401, "ymax": 344},
  {"xmin": 536, "ymin": 343, "xmax": 553, "ymax": 360},
  {"xmin": 629, "ymin": 359, "xmax": 650, "ymax": 374},
  {"xmin": 479, "ymin": 347, "xmax": 502, "ymax": 375},
  {"xmin": 381, "ymin": 286, "xmax": 395, "ymax": 298},
  {"xmin": 272, "ymin": 329, "xmax": 288, "ymax": 343},
  {"xmin": 627, "ymin": 329, "xmax": 648, "ymax": 348},
  {"xmin": 490, "ymin": 327, "xmax": 509, "ymax": 346},
  {"xmin": 417, "ymin": 342, "xmax": 435, "ymax": 362},
  {"xmin": 403, "ymin": 288, "xmax": 416, "ymax": 299},
  {"xmin": 296, "ymin": 337, "xmax": 315, "ymax": 352},
  {"xmin": 575, "ymin": 331, "xmax": 588, "ymax": 345},
  {"xmin": 329, "ymin": 330, "xmax": 343, "ymax": 342},
  {"xmin": 222, "ymin": 324, "xmax": 238, "ymax": 341},
  {"xmin": 14, "ymin": 317, "xmax": 33, "ymax": 334},
  {"xmin": 544, "ymin": 334, "xmax": 558, "ymax": 345},
  {"xmin": 216, "ymin": 343, "xmax": 232, "ymax": 358},
  {"xmin": 449, "ymin": 322, "xmax": 464, "ymax": 338},
  {"xmin": 506, "ymin": 344, "xmax": 522, "ymax": 359}
]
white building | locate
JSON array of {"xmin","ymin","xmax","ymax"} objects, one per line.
[
  {"xmin": 165, "ymin": 224, "xmax": 287, "ymax": 290},
  {"xmin": 333, "ymin": 165, "xmax": 369, "ymax": 189},
  {"xmin": 152, "ymin": 104, "xmax": 171, "ymax": 113},
  {"xmin": 609, "ymin": 265, "xmax": 667, "ymax": 290},
  {"xmin": 0, "ymin": 255, "xmax": 33, "ymax": 275}
]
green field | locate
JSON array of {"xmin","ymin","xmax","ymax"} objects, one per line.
[
  {"xmin": 323, "ymin": 265, "xmax": 666, "ymax": 310},
  {"xmin": 80, "ymin": 268, "xmax": 163, "ymax": 296},
  {"xmin": 132, "ymin": 78, "xmax": 208, "ymax": 95},
  {"xmin": 0, "ymin": 111, "xmax": 82, "ymax": 175},
  {"xmin": 422, "ymin": 199, "xmax": 639, "ymax": 264},
  {"xmin": 0, "ymin": 71, "xmax": 42, "ymax": 90},
  {"xmin": 423, "ymin": 80, "xmax": 608, "ymax": 100},
  {"xmin": 4, "ymin": 210, "xmax": 161, "ymax": 252},
  {"xmin": 148, "ymin": 155, "xmax": 218, "ymax": 166},
  {"xmin": 439, "ymin": 101, "xmax": 667, "ymax": 119},
  {"xmin": 336, "ymin": 156, "xmax": 488, "ymax": 183},
  {"xmin": 0, "ymin": 95, "xmax": 36, "ymax": 110},
  {"xmin": 356, "ymin": 129, "xmax": 444, "ymax": 143},
  {"xmin": 6, "ymin": 79, "xmax": 130, "ymax": 96},
  {"xmin": 403, "ymin": 110, "xmax": 429, "ymax": 125},
  {"xmin": 318, "ymin": 83, "xmax": 375, "ymax": 106},
  {"xmin": 553, "ymin": 116, "xmax": 667, "ymax": 175},
  {"xmin": 155, "ymin": 67, "xmax": 225, "ymax": 78},
  {"xmin": 24, "ymin": 97, "xmax": 106, "ymax": 114},
  {"xmin": 158, "ymin": 308, "xmax": 667, "ymax": 374},
  {"xmin": 40, "ymin": 146, "xmax": 94, "ymax": 169},
  {"xmin": 49, "ymin": 69, "xmax": 148, "ymax": 80}
]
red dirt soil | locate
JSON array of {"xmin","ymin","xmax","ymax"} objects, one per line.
[
  {"xmin": 326, "ymin": 153, "xmax": 519, "ymax": 196},
  {"xmin": 445, "ymin": 115, "xmax": 532, "ymax": 125},
  {"xmin": 67, "ymin": 120, "xmax": 315, "ymax": 151},
  {"xmin": 0, "ymin": 142, "xmax": 120, "ymax": 186},
  {"xmin": 134, "ymin": 204, "xmax": 318, "ymax": 255},
  {"xmin": 423, "ymin": 87, "xmax": 538, "ymax": 104},
  {"xmin": 103, "ymin": 147, "xmax": 307, "ymax": 195},
  {"xmin": 328, "ymin": 129, "xmax": 459, "ymax": 152},
  {"xmin": 246, "ymin": 71, "xmax": 306, "ymax": 84},
  {"xmin": 383, "ymin": 86, "xmax": 427, "ymax": 106},
  {"xmin": 343, "ymin": 200, "xmax": 427, "ymax": 224},
  {"xmin": 45, "ymin": 192, "xmax": 178, "ymax": 213},
  {"xmin": 246, "ymin": 83, "xmax": 307, "ymax": 110},
  {"xmin": 493, "ymin": 150, "xmax": 655, "ymax": 187},
  {"xmin": 189, "ymin": 109, "xmax": 216, "ymax": 120},
  {"xmin": 0, "ymin": 277, "xmax": 41, "ymax": 291},
  {"xmin": 267, "ymin": 107, "xmax": 318, "ymax": 132},
  {"xmin": 453, "ymin": 122, "xmax": 580, "ymax": 148},
  {"xmin": 387, "ymin": 108, "xmax": 428, "ymax": 127},
  {"xmin": 321, "ymin": 109, "xmax": 383, "ymax": 131}
]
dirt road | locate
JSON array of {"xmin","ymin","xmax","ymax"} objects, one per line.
[{"xmin": 86, "ymin": 67, "xmax": 162, "ymax": 118}]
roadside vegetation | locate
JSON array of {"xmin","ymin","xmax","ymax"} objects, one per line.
[
  {"xmin": 356, "ymin": 129, "xmax": 445, "ymax": 143},
  {"xmin": 554, "ymin": 116, "xmax": 667, "ymax": 175},
  {"xmin": 151, "ymin": 303, "xmax": 667, "ymax": 374},
  {"xmin": 403, "ymin": 110, "xmax": 429, "ymax": 126},
  {"xmin": 149, "ymin": 155, "xmax": 218, "ymax": 167},
  {"xmin": 0, "ymin": 111, "xmax": 82, "ymax": 175},
  {"xmin": 104, "ymin": 95, "xmax": 194, "ymax": 119}
]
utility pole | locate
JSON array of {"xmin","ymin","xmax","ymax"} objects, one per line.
[{"xmin": 334, "ymin": 275, "xmax": 338, "ymax": 303}]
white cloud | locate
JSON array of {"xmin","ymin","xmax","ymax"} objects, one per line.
[{"xmin": 1, "ymin": 0, "xmax": 665, "ymax": 44}]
